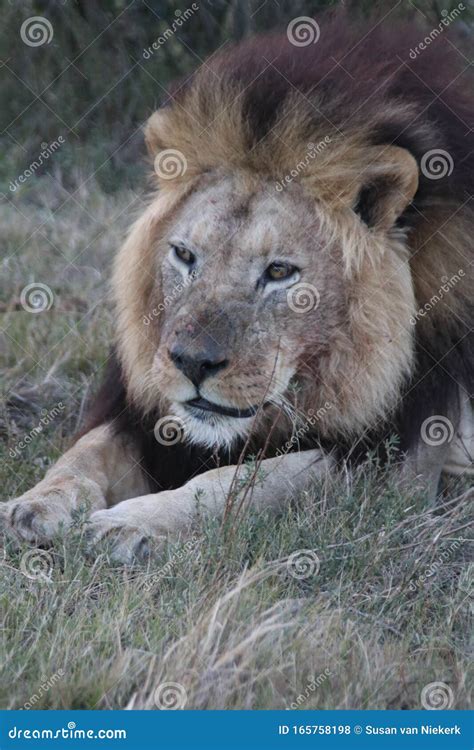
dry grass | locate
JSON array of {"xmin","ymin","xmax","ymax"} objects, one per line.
[{"xmin": 0, "ymin": 180, "xmax": 472, "ymax": 711}]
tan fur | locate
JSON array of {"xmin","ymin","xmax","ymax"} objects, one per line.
[
  {"xmin": 87, "ymin": 449, "xmax": 334, "ymax": 562},
  {"xmin": 1, "ymin": 426, "xmax": 148, "ymax": 545}
]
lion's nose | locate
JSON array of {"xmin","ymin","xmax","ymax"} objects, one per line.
[{"xmin": 168, "ymin": 343, "xmax": 229, "ymax": 387}]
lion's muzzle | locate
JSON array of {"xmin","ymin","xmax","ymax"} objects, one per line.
[{"xmin": 168, "ymin": 340, "xmax": 228, "ymax": 387}]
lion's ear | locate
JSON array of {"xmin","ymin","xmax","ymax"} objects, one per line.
[{"xmin": 353, "ymin": 146, "xmax": 419, "ymax": 230}]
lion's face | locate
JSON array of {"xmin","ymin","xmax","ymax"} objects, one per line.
[{"xmin": 150, "ymin": 173, "xmax": 346, "ymax": 447}]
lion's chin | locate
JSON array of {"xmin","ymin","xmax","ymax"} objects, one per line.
[{"xmin": 171, "ymin": 401, "xmax": 253, "ymax": 449}]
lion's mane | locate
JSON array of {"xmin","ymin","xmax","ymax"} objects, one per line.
[{"xmin": 84, "ymin": 13, "xmax": 473, "ymax": 487}]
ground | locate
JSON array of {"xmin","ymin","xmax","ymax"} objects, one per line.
[{"xmin": 0, "ymin": 178, "xmax": 472, "ymax": 711}]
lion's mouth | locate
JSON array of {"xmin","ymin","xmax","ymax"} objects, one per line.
[{"xmin": 185, "ymin": 397, "xmax": 259, "ymax": 419}]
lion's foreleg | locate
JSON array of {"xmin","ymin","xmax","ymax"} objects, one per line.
[
  {"xmin": 88, "ymin": 449, "xmax": 334, "ymax": 563},
  {"xmin": 1, "ymin": 425, "xmax": 148, "ymax": 544}
]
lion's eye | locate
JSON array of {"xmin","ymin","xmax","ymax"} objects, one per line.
[
  {"xmin": 172, "ymin": 244, "xmax": 195, "ymax": 266},
  {"xmin": 265, "ymin": 262, "xmax": 298, "ymax": 282}
]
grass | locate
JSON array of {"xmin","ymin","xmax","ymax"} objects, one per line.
[
  {"xmin": 0, "ymin": 178, "xmax": 472, "ymax": 710},
  {"xmin": 0, "ymin": 464, "xmax": 472, "ymax": 710}
]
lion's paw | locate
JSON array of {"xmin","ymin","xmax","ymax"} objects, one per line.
[
  {"xmin": 87, "ymin": 509, "xmax": 162, "ymax": 564},
  {"xmin": 1, "ymin": 478, "xmax": 104, "ymax": 545}
]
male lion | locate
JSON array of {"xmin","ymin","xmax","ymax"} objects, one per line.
[{"xmin": 3, "ymin": 16, "xmax": 473, "ymax": 562}]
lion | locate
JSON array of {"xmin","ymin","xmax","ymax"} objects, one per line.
[{"xmin": 2, "ymin": 15, "xmax": 473, "ymax": 563}]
